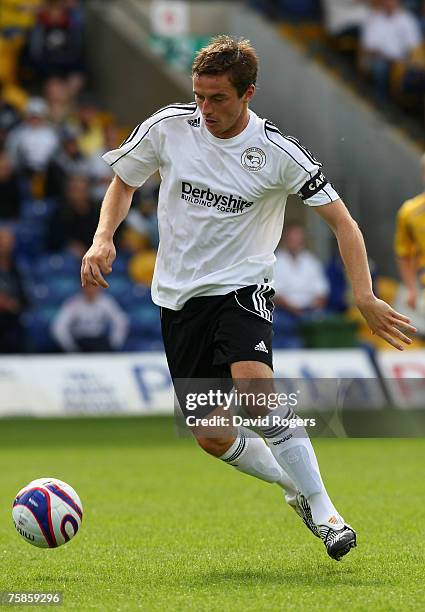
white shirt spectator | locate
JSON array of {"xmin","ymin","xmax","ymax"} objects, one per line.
[
  {"xmin": 322, "ymin": 0, "xmax": 369, "ymax": 36},
  {"xmin": 361, "ymin": 7, "xmax": 422, "ymax": 61},
  {"xmin": 51, "ymin": 291, "xmax": 129, "ymax": 352},
  {"xmin": 6, "ymin": 97, "xmax": 59, "ymax": 173},
  {"xmin": 7, "ymin": 123, "xmax": 59, "ymax": 173},
  {"xmin": 274, "ymin": 250, "xmax": 330, "ymax": 310},
  {"xmin": 88, "ymin": 148, "xmax": 114, "ymax": 202}
]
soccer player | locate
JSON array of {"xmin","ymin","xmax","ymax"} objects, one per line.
[
  {"xmin": 395, "ymin": 153, "xmax": 425, "ymax": 313},
  {"xmin": 81, "ymin": 36, "xmax": 416, "ymax": 560}
]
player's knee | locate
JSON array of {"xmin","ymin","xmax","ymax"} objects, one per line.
[{"xmin": 195, "ymin": 436, "xmax": 234, "ymax": 458}]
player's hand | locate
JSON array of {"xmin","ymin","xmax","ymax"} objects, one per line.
[
  {"xmin": 357, "ymin": 295, "xmax": 417, "ymax": 351},
  {"xmin": 81, "ymin": 237, "xmax": 116, "ymax": 288}
]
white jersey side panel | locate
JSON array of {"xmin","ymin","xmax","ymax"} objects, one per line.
[{"xmin": 103, "ymin": 106, "xmax": 339, "ymax": 310}]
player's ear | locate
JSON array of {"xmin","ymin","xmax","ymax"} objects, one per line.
[{"xmin": 243, "ymin": 84, "xmax": 256, "ymax": 103}]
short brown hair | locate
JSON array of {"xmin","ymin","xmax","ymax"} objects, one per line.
[{"xmin": 192, "ymin": 35, "xmax": 258, "ymax": 97}]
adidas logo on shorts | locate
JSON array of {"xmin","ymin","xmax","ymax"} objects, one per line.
[{"xmin": 254, "ymin": 340, "xmax": 268, "ymax": 353}]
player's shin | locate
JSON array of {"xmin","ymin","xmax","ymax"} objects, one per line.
[{"xmin": 260, "ymin": 408, "xmax": 343, "ymax": 527}]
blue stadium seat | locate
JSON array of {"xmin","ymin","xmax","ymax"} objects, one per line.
[
  {"xmin": 112, "ymin": 254, "xmax": 131, "ymax": 274},
  {"xmin": 276, "ymin": 0, "xmax": 321, "ymax": 21},
  {"xmin": 21, "ymin": 199, "xmax": 55, "ymax": 222},
  {"xmin": 273, "ymin": 335, "xmax": 303, "ymax": 349},
  {"xmin": 110, "ymin": 280, "xmax": 152, "ymax": 309},
  {"xmin": 123, "ymin": 336, "xmax": 164, "ymax": 352},
  {"xmin": 273, "ymin": 310, "xmax": 299, "ymax": 335},
  {"xmin": 43, "ymin": 276, "xmax": 80, "ymax": 305},
  {"xmin": 15, "ymin": 222, "xmax": 45, "ymax": 259},
  {"xmin": 24, "ymin": 308, "xmax": 58, "ymax": 352},
  {"xmin": 107, "ymin": 275, "xmax": 134, "ymax": 302},
  {"xmin": 35, "ymin": 252, "xmax": 80, "ymax": 279},
  {"xmin": 128, "ymin": 304, "xmax": 161, "ymax": 339}
]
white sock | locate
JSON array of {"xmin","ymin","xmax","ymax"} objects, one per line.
[
  {"xmin": 261, "ymin": 409, "xmax": 343, "ymax": 526},
  {"xmin": 219, "ymin": 427, "xmax": 298, "ymax": 503}
]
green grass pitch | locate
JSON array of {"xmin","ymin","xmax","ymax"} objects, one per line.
[{"xmin": 0, "ymin": 417, "xmax": 424, "ymax": 611}]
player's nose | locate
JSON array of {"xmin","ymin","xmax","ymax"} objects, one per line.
[{"xmin": 201, "ymin": 99, "xmax": 212, "ymax": 114}]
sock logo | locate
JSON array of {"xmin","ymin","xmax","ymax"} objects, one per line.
[
  {"xmin": 181, "ymin": 181, "xmax": 254, "ymax": 214},
  {"xmin": 272, "ymin": 434, "xmax": 293, "ymax": 445}
]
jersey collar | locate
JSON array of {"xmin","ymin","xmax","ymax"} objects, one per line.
[{"xmin": 201, "ymin": 109, "xmax": 256, "ymax": 146}]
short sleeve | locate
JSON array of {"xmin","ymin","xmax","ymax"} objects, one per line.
[
  {"xmin": 102, "ymin": 120, "xmax": 160, "ymax": 188},
  {"xmin": 264, "ymin": 123, "xmax": 339, "ymax": 207},
  {"xmin": 282, "ymin": 139, "xmax": 340, "ymax": 206}
]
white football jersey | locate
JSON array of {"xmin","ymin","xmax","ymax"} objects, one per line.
[{"xmin": 103, "ymin": 103, "xmax": 339, "ymax": 310}]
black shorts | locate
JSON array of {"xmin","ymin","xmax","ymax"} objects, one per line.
[{"xmin": 161, "ymin": 284, "xmax": 274, "ymax": 416}]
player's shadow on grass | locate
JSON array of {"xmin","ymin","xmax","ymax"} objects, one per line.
[{"xmin": 196, "ymin": 568, "xmax": 388, "ymax": 588}]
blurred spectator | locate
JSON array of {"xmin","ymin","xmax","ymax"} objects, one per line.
[
  {"xmin": 45, "ymin": 125, "xmax": 90, "ymax": 200},
  {"xmin": 0, "ymin": 82, "xmax": 21, "ymax": 147},
  {"xmin": 394, "ymin": 151, "xmax": 425, "ymax": 310},
  {"xmin": 0, "ymin": 227, "xmax": 28, "ymax": 353},
  {"xmin": 0, "ymin": 150, "xmax": 22, "ymax": 220},
  {"xmin": 121, "ymin": 176, "xmax": 160, "ymax": 259},
  {"xmin": 360, "ymin": 0, "xmax": 422, "ymax": 100},
  {"xmin": 326, "ymin": 240, "xmax": 349, "ymax": 312},
  {"xmin": 274, "ymin": 224, "xmax": 329, "ymax": 315},
  {"xmin": 74, "ymin": 93, "xmax": 105, "ymax": 156},
  {"xmin": 28, "ymin": 0, "xmax": 85, "ymax": 82},
  {"xmin": 0, "ymin": 1, "xmax": 41, "ymax": 87},
  {"xmin": 47, "ymin": 175, "xmax": 99, "ymax": 258},
  {"xmin": 43, "ymin": 76, "xmax": 75, "ymax": 127},
  {"xmin": 51, "ymin": 284, "xmax": 129, "ymax": 352},
  {"xmin": 322, "ymin": 0, "xmax": 369, "ymax": 38},
  {"xmin": 420, "ymin": 0, "xmax": 425, "ymax": 37},
  {"xmin": 6, "ymin": 96, "xmax": 58, "ymax": 174},
  {"xmin": 87, "ymin": 123, "xmax": 120, "ymax": 203},
  {"xmin": 128, "ymin": 248, "xmax": 157, "ymax": 286},
  {"xmin": 0, "ymin": 0, "xmax": 41, "ymax": 37}
]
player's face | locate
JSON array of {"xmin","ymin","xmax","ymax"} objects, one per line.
[{"xmin": 193, "ymin": 73, "xmax": 255, "ymax": 139}]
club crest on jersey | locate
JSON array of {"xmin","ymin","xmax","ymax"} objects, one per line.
[{"xmin": 241, "ymin": 147, "xmax": 266, "ymax": 172}]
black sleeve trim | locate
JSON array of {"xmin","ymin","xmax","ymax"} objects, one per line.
[
  {"xmin": 110, "ymin": 107, "xmax": 197, "ymax": 166},
  {"xmin": 264, "ymin": 123, "xmax": 310, "ymax": 172}
]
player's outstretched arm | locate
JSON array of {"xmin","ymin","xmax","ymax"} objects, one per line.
[
  {"xmin": 314, "ymin": 199, "xmax": 417, "ymax": 351},
  {"xmin": 81, "ymin": 176, "xmax": 137, "ymax": 288}
]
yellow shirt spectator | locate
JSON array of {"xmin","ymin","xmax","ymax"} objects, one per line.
[
  {"xmin": 0, "ymin": 0, "xmax": 41, "ymax": 33},
  {"xmin": 395, "ymin": 193, "xmax": 425, "ymax": 283}
]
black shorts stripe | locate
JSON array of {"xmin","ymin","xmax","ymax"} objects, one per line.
[{"xmin": 235, "ymin": 284, "xmax": 274, "ymax": 323}]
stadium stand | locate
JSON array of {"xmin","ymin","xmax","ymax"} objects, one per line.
[
  {"xmin": 250, "ymin": 0, "xmax": 425, "ymax": 141},
  {"xmin": 0, "ymin": 0, "xmax": 418, "ymax": 355}
]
